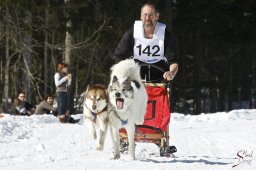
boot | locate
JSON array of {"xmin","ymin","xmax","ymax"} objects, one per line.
[
  {"xmin": 57, "ymin": 115, "xmax": 67, "ymax": 123},
  {"xmin": 64, "ymin": 115, "xmax": 80, "ymax": 124},
  {"xmin": 68, "ymin": 116, "xmax": 80, "ymax": 124}
]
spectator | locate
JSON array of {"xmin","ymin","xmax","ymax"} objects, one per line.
[
  {"xmin": 54, "ymin": 63, "xmax": 79, "ymax": 123},
  {"xmin": 35, "ymin": 94, "xmax": 58, "ymax": 116},
  {"xmin": 12, "ymin": 92, "xmax": 34, "ymax": 116}
]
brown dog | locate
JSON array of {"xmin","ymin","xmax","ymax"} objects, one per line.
[{"xmin": 83, "ymin": 84, "xmax": 108, "ymax": 150}]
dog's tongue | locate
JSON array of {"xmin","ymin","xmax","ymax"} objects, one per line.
[{"xmin": 116, "ymin": 98, "xmax": 124, "ymax": 109}]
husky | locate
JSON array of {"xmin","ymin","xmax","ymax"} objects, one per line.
[
  {"xmin": 108, "ymin": 59, "xmax": 148, "ymax": 160},
  {"xmin": 83, "ymin": 84, "xmax": 108, "ymax": 150}
]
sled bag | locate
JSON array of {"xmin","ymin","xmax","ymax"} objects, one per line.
[{"xmin": 143, "ymin": 86, "xmax": 171, "ymax": 132}]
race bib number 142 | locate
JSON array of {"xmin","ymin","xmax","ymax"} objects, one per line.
[{"xmin": 136, "ymin": 44, "xmax": 160, "ymax": 57}]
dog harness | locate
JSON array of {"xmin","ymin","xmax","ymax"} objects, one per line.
[
  {"xmin": 109, "ymin": 109, "xmax": 128, "ymax": 126},
  {"xmin": 91, "ymin": 112, "xmax": 97, "ymax": 123},
  {"xmin": 85, "ymin": 105, "xmax": 108, "ymax": 123},
  {"xmin": 120, "ymin": 119, "xmax": 128, "ymax": 126},
  {"xmin": 133, "ymin": 21, "xmax": 167, "ymax": 64}
]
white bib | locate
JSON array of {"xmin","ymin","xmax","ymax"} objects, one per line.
[{"xmin": 133, "ymin": 21, "xmax": 166, "ymax": 64}]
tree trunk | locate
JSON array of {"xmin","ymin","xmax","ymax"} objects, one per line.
[
  {"xmin": 3, "ymin": 5, "xmax": 10, "ymax": 112},
  {"xmin": 64, "ymin": 31, "xmax": 72, "ymax": 64},
  {"xmin": 44, "ymin": 0, "xmax": 49, "ymax": 95},
  {"xmin": 64, "ymin": 0, "xmax": 72, "ymax": 65},
  {"xmin": 64, "ymin": 0, "xmax": 75, "ymax": 113},
  {"xmin": 23, "ymin": 11, "xmax": 33, "ymax": 103}
]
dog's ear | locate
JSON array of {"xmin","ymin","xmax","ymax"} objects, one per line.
[
  {"xmin": 85, "ymin": 85, "xmax": 90, "ymax": 94},
  {"xmin": 131, "ymin": 80, "xmax": 140, "ymax": 89},
  {"xmin": 112, "ymin": 75, "xmax": 118, "ymax": 83}
]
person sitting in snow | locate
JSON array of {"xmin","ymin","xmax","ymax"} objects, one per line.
[
  {"xmin": 35, "ymin": 94, "xmax": 58, "ymax": 116},
  {"xmin": 35, "ymin": 93, "xmax": 79, "ymax": 123},
  {"xmin": 12, "ymin": 92, "xmax": 34, "ymax": 116}
]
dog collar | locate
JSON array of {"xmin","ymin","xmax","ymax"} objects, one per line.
[
  {"xmin": 85, "ymin": 103, "xmax": 107, "ymax": 115},
  {"xmin": 91, "ymin": 112, "xmax": 97, "ymax": 123},
  {"xmin": 121, "ymin": 119, "xmax": 128, "ymax": 126},
  {"xmin": 109, "ymin": 109, "xmax": 128, "ymax": 126},
  {"xmin": 85, "ymin": 105, "xmax": 108, "ymax": 123},
  {"xmin": 94, "ymin": 105, "xmax": 108, "ymax": 115}
]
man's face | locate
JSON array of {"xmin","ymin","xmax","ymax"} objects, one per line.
[
  {"xmin": 140, "ymin": 5, "xmax": 159, "ymax": 30},
  {"xmin": 47, "ymin": 97, "xmax": 54, "ymax": 105},
  {"xmin": 18, "ymin": 93, "xmax": 26, "ymax": 102}
]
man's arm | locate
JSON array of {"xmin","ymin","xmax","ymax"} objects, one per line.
[
  {"xmin": 113, "ymin": 28, "xmax": 134, "ymax": 63},
  {"xmin": 170, "ymin": 63, "xmax": 178, "ymax": 74},
  {"xmin": 163, "ymin": 30, "xmax": 179, "ymax": 80}
]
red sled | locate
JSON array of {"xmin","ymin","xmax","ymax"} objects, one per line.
[{"xmin": 119, "ymin": 82, "xmax": 177, "ymax": 157}]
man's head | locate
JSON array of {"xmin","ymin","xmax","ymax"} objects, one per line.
[
  {"xmin": 140, "ymin": 2, "xmax": 159, "ymax": 30},
  {"xmin": 18, "ymin": 93, "xmax": 26, "ymax": 102},
  {"xmin": 44, "ymin": 94, "xmax": 54, "ymax": 105}
]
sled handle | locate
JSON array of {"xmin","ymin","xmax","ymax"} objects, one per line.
[{"xmin": 140, "ymin": 63, "xmax": 171, "ymax": 85}]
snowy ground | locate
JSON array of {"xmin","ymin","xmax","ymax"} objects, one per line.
[{"xmin": 0, "ymin": 109, "xmax": 256, "ymax": 170}]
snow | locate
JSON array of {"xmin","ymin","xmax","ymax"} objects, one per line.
[{"xmin": 0, "ymin": 109, "xmax": 256, "ymax": 170}]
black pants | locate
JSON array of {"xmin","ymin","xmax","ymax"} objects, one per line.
[
  {"xmin": 135, "ymin": 60, "xmax": 169, "ymax": 82},
  {"xmin": 57, "ymin": 92, "xmax": 68, "ymax": 115}
]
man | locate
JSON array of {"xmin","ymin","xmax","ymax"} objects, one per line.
[
  {"xmin": 35, "ymin": 94, "xmax": 58, "ymax": 115},
  {"xmin": 12, "ymin": 92, "xmax": 34, "ymax": 116},
  {"xmin": 114, "ymin": 2, "xmax": 178, "ymax": 82}
]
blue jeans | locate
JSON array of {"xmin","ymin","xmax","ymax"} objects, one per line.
[{"xmin": 57, "ymin": 92, "xmax": 68, "ymax": 115}]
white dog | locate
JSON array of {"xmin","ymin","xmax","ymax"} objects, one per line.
[
  {"xmin": 83, "ymin": 84, "xmax": 108, "ymax": 150},
  {"xmin": 108, "ymin": 59, "xmax": 148, "ymax": 160}
]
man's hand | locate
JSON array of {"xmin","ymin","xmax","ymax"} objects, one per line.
[
  {"xmin": 164, "ymin": 63, "xmax": 178, "ymax": 81},
  {"xmin": 163, "ymin": 71, "xmax": 176, "ymax": 81}
]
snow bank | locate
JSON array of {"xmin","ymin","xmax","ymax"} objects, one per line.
[
  {"xmin": 0, "ymin": 115, "xmax": 59, "ymax": 143},
  {"xmin": 171, "ymin": 109, "xmax": 256, "ymax": 122}
]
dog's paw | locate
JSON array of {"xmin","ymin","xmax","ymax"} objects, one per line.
[
  {"xmin": 126, "ymin": 155, "xmax": 135, "ymax": 161},
  {"xmin": 96, "ymin": 144, "xmax": 103, "ymax": 150},
  {"xmin": 110, "ymin": 154, "xmax": 120, "ymax": 160}
]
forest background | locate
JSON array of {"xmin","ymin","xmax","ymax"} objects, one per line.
[{"xmin": 0, "ymin": 0, "xmax": 255, "ymax": 114}]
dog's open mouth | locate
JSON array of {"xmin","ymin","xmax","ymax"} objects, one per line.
[{"xmin": 116, "ymin": 98, "xmax": 124, "ymax": 109}]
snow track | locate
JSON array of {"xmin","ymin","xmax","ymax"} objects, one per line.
[{"xmin": 0, "ymin": 110, "xmax": 256, "ymax": 170}]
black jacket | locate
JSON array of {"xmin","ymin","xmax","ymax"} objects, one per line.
[
  {"xmin": 113, "ymin": 26, "xmax": 178, "ymax": 66},
  {"xmin": 113, "ymin": 26, "xmax": 178, "ymax": 81}
]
